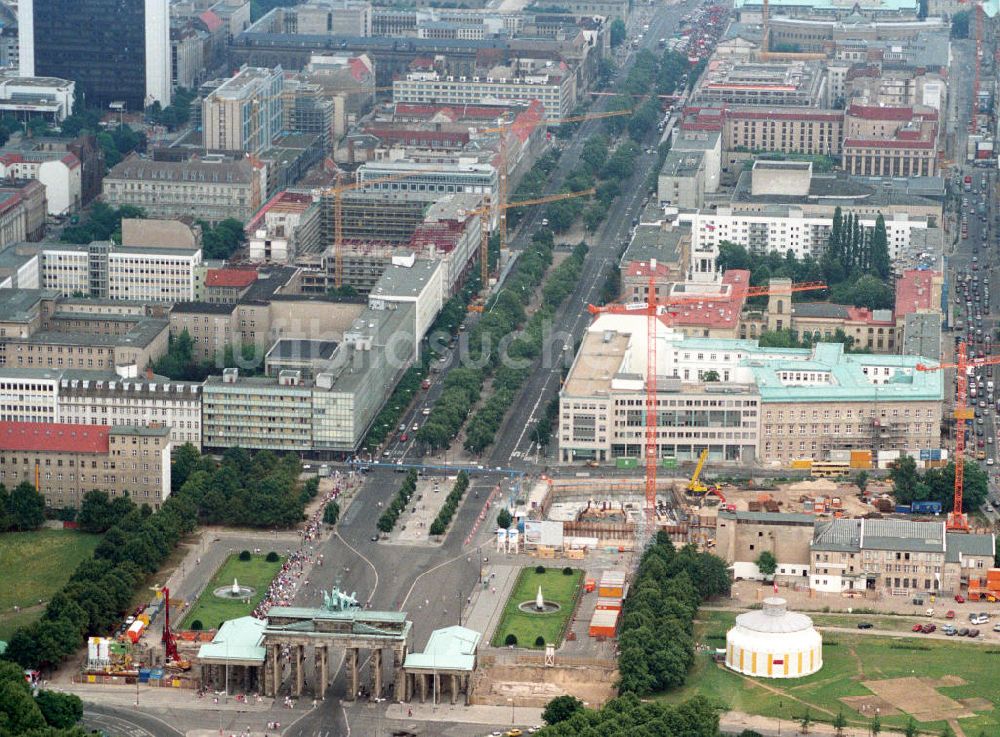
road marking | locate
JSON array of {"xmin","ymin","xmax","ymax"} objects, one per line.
[
  {"xmin": 342, "ymin": 705, "xmax": 351, "ymax": 737},
  {"xmin": 399, "ymin": 548, "xmax": 479, "ymax": 611},
  {"xmin": 334, "ymin": 531, "xmax": 379, "ymax": 606}
]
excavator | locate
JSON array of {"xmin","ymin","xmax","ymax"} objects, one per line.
[{"xmin": 686, "ymin": 449, "xmax": 734, "ymax": 511}]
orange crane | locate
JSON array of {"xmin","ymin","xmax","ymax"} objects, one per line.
[
  {"xmin": 330, "ymin": 171, "xmax": 422, "ymax": 287},
  {"xmin": 464, "ymin": 188, "xmax": 596, "ymax": 290},
  {"xmin": 586, "ymin": 279, "xmax": 827, "ymax": 544},
  {"xmin": 915, "ymin": 341, "xmax": 1000, "ymax": 531}
]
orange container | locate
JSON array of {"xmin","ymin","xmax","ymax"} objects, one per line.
[
  {"xmin": 595, "ymin": 597, "xmax": 622, "ymax": 611},
  {"xmin": 588, "ymin": 609, "xmax": 619, "ymax": 638}
]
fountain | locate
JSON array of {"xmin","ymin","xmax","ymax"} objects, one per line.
[
  {"xmin": 518, "ymin": 584, "xmax": 562, "ymax": 614},
  {"xmin": 213, "ymin": 577, "xmax": 256, "ymax": 600}
]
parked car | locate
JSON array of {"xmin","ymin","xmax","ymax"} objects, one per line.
[
  {"xmin": 943, "ymin": 625, "xmax": 957, "ymax": 635},
  {"xmin": 857, "ymin": 622, "xmax": 873, "ymax": 630},
  {"xmin": 946, "ymin": 610, "xmax": 956, "ymax": 619},
  {"xmin": 969, "ymin": 628, "xmax": 980, "ymax": 638},
  {"xmin": 912, "ymin": 624, "xmax": 924, "ymax": 632},
  {"xmin": 959, "ymin": 627, "xmax": 970, "ymax": 636},
  {"xmin": 921, "ymin": 623, "xmax": 936, "ymax": 633},
  {"xmin": 956, "ymin": 594, "xmax": 966, "ymax": 603}
]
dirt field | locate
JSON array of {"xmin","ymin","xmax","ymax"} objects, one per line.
[{"xmin": 861, "ymin": 677, "xmax": 972, "ymax": 721}]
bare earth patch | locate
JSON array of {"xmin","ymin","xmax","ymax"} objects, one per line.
[
  {"xmin": 959, "ymin": 697, "xmax": 994, "ymax": 712},
  {"xmin": 840, "ymin": 695, "xmax": 902, "ymax": 717},
  {"xmin": 861, "ymin": 677, "xmax": 973, "ymax": 721}
]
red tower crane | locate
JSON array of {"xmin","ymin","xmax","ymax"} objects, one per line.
[
  {"xmin": 916, "ymin": 342, "xmax": 1000, "ymax": 531},
  {"xmin": 586, "ymin": 279, "xmax": 827, "ymax": 545}
]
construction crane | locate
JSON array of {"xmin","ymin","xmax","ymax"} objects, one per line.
[
  {"xmin": 329, "ymin": 170, "xmax": 422, "ymax": 287},
  {"xmin": 586, "ymin": 279, "xmax": 828, "ymax": 549},
  {"xmin": 464, "ymin": 188, "xmax": 596, "ymax": 289},
  {"xmin": 687, "ymin": 448, "xmax": 711, "ymax": 493},
  {"xmin": 157, "ymin": 586, "xmax": 191, "ymax": 672},
  {"xmin": 915, "ymin": 342, "xmax": 1000, "ymax": 531}
]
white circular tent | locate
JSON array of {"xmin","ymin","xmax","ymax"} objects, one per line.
[{"xmin": 725, "ymin": 597, "xmax": 822, "ymax": 679}]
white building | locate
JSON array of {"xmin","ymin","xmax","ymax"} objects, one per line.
[
  {"xmin": 38, "ymin": 241, "xmax": 202, "ymax": 301},
  {"xmin": 0, "ymin": 149, "xmax": 81, "ymax": 215},
  {"xmin": 0, "ymin": 367, "xmax": 203, "ymax": 448},
  {"xmin": 203, "ymin": 65, "xmax": 284, "ymax": 156},
  {"xmin": 357, "ymin": 160, "xmax": 498, "ymax": 224},
  {"xmin": 392, "ymin": 69, "xmax": 575, "ymax": 124},
  {"xmin": 0, "ymin": 74, "xmax": 75, "ymax": 122},
  {"xmin": 725, "ymin": 598, "xmax": 822, "ymax": 679},
  {"xmin": 683, "ymin": 207, "xmax": 929, "ymax": 261},
  {"xmin": 368, "ymin": 255, "xmax": 444, "ymax": 351},
  {"xmin": 0, "ymin": 368, "xmax": 61, "ymax": 423}
]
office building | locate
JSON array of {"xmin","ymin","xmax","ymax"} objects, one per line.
[
  {"xmin": 559, "ymin": 316, "xmax": 943, "ymax": 465},
  {"xmin": 841, "ymin": 104, "xmax": 939, "ymax": 177},
  {"xmin": 0, "ymin": 180, "xmax": 47, "ymax": 248},
  {"xmin": 392, "ymin": 68, "xmax": 576, "ymax": 124},
  {"xmin": 0, "ymin": 422, "xmax": 171, "ymax": 510},
  {"xmin": 203, "ymin": 66, "xmax": 284, "ymax": 156},
  {"xmin": 201, "ymin": 302, "xmax": 417, "ymax": 454},
  {"xmin": 0, "ymin": 74, "xmax": 75, "ymax": 123},
  {"xmin": 720, "ymin": 107, "xmax": 844, "ymax": 156},
  {"xmin": 18, "ymin": 0, "xmax": 170, "ymax": 109},
  {"xmin": 689, "ymin": 60, "xmax": 827, "ymax": 108},
  {"xmin": 103, "ymin": 154, "xmax": 262, "ymax": 223},
  {"xmin": 619, "ymin": 218, "xmax": 689, "ymax": 303},
  {"xmin": 657, "ymin": 151, "xmax": 706, "ymax": 208}
]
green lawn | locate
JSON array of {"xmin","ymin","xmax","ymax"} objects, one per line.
[
  {"xmin": 491, "ymin": 567, "xmax": 582, "ymax": 649},
  {"xmin": 179, "ymin": 555, "xmax": 283, "ymax": 631},
  {"xmin": 0, "ymin": 529, "xmax": 100, "ymax": 639},
  {"xmin": 660, "ymin": 610, "xmax": 1000, "ymax": 735}
]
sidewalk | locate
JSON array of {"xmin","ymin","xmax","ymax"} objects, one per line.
[
  {"xmin": 462, "ymin": 564, "xmax": 520, "ymax": 642},
  {"xmin": 385, "ymin": 700, "xmax": 543, "ymax": 726}
]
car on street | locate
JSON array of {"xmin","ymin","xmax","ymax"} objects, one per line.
[
  {"xmin": 955, "ymin": 594, "xmax": 966, "ymax": 603},
  {"xmin": 912, "ymin": 623, "xmax": 924, "ymax": 632},
  {"xmin": 946, "ymin": 610, "xmax": 956, "ymax": 618},
  {"xmin": 921, "ymin": 623, "xmax": 936, "ymax": 633},
  {"xmin": 857, "ymin": 622, "xmax": 873, "ymax": 629}
]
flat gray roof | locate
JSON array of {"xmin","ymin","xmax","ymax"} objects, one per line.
[
  {"xmin": 369, "ymin": 260, "xmax": 441, "ymax": 299},
  {"xmin": 0, "ymin": 289, "xmax": 57, "ymax": 322},
  {"xmin": 25, "ymin": 319, "xmax": 168, "ymax": 349},
  {"xmin": 267, "ymin": 338, "xmax": 338, "ymax": 360}
]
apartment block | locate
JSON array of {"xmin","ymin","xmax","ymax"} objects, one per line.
[
  {"xmin": 722, "ymin": 107, "xmax": 844, "ymax": 156},
  {"xmin": 103, "ymin": 154, "xmax": 262, "ymax": 223},
  {"xmin": 203, "ymin": 65, "xmax": 284, "ymax": 156},
  {"xmin": 0, "ymin": 148, "xmax": 81, "ymax": 215},
  {"xmin": 0, "ymin": 422, "xmax": 171, "ymax": 510},
  {"xmin": 811, "ymin": 518, "xmax": 994, "ymax": 596}
]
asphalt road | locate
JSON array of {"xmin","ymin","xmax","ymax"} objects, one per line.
[
  {"xmin": 83, "ymin": 704, "xmax": 184, "ymax": 737},
  {"xmin": 485, "ymin": 2, "xmax": 694, "ymax": 470}
]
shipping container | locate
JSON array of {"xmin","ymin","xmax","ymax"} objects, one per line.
[
  {"xmin": 790, "ymin": 459, "xmax": 813, "ymax": 470},
  {"xmin": 595, "ymin": 596, "xmax": 623, "ymax": 611},
  {"xmin": 589, "ymin": 608, "xmax": 620, "ymax": 638},
  {"xmin": 850, "ymin": 450, "xmax": 872, "ymax": 469},
  {"xmin": 598, "ymin": 571, "xmax": 626, "ymax": 598},
  {"xmin": 126, "ymin": 620, "xmax": 146, "ymax": 643}
]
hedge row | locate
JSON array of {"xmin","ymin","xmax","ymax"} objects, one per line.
[
  {"xmin": 376, "ymin": 469, "xmax": 418, "ymax": 533},
  {"xmin": 429, "ymin": 471, "xmax": 470, "ymax": 536}
]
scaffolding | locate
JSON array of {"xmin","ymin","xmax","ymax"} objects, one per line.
[{"xmin": 318, "ymin": 190, "xmax": 426, "ymax": 246}]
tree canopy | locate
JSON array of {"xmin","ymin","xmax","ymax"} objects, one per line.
[{"xmin": 890, "ymin": 456, "xmax": 989, "ymax": 513}]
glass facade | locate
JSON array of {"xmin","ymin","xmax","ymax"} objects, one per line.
[{"xmin": 29, "ymin": 0, "xmax": 148, "ymax": 109}]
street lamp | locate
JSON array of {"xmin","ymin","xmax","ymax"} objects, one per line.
[{"xmin": 508, "ymin": 697, "xmax": 515, "ymax": 725}]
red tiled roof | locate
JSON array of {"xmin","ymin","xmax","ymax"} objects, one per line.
[
  {"xmin": 843, "ymin": 138, "xmax": 935, "ymax": 149},
  {"xmin": 0, "ymin": 422, "xmax": 110, "ymax": 453},
  {"xmin": 198, "ymin": 10, "xmax": 223, "ymax": 32},
  {"xmin": 206, "ymin": 268, "xmax": 257, "ymax": 288},
  {"xmin": 625, "ymin": 261, "xmax": 673, "ymax": 278},
  {"xmin": 895, "ymin": 269, "xmax": 940, "ymax": 316},
  {"xmin": 845, "ymin": 306, "xmax": 895, "ymax": 325},
  {"xmin": 667, "ymin": 269, "xmax": 752, "ymax": 329},
  {"xmin": 349, "ymin": 56, "xmax": 371, "ymax": 82},
  {"xmin": 847, "ymin": 103, "xmax": 915, "ymax": 121},
  {"xmin": 509, "ymin": 100, "xmax": 545, "ymax": 143},
  {"xmin": 364, "ymin": 127, "xmax": 470, "ymax": 147}
]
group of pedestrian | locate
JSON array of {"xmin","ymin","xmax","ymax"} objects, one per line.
[{"xmin": 251, "ymin": 471, "xmax": 356, "ymax": 620}]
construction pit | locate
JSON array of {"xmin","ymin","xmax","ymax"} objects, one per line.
[{"xmin": 518, "ymin": 473, "xmax": 868, "ymax": 553}]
